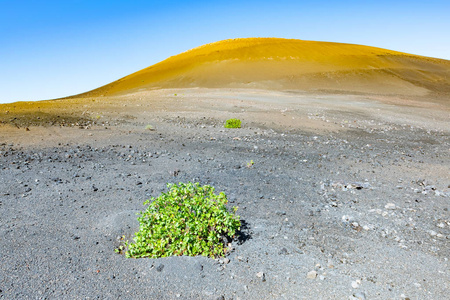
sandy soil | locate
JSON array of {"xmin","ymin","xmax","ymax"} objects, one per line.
[
  {"xmin": 0, "ymin": 89, "xmax": 449, "ymax": 299},
  {"xmin": 74, "ymin": 38, "xmax": 450, "ymax": 99}
]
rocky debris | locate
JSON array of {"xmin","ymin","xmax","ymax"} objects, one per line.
[
  {"xmin": 278, "ymin": 247, "xmax": 288, "ymax": 255},
  {"xmin": 351, "ymin": 280, "xmax": 361, "ymax": 289},
  {"xmin": 321, "ymin": 181, "xmax": 371, "ymax": 192},
  {"xmin": 385, "ymin": 203, "xmax": 396, "ymax": 210},
  {"xmin": 195, "ymin": 263, "xmax": 203, "ymax": 272},
  {"xmin": 1, "ymin": 109, "xmax": 449, "ymax": 299},
  {"xmin": 350, "ymin": 291, "xmax": 366, "ymax": 300},
  {"xmin": 218, "ymin": 258, "xmax": 230, "ymax": 265},
  {"xmin": 413, "ymin": 179, "xmax": 450, "ymax": 197},
  {"xmin": 256, "ymin": 272, "xmax": 266, "ymax": 282},
  {"xmin": 306, "ymin": 270, "xmax": 317, "ymax": 279}
]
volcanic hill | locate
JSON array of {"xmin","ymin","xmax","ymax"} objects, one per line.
[{"xmin": 76, "ymin": 38, "xmax": 450, "ymax": 98}]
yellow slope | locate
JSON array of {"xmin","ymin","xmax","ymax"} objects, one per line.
[{"xmin": 76, "ymin": 38, "xmax": 450, "ymax": 97}]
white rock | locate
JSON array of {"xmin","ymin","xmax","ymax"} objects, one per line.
[
  {"xmin": 385, "ymin": 203, "xmax": 396, "ymax": 210},
  {"xmin": 306, "ymin": 270, "xmax": 317, "ymax": 279},
  {"xmin": 351, "ymin": 281, "xmax": 359, "ymax": 288},
  {"xmin": 342, "ymin": 215, "xmax": 353, "ymax": 223}
]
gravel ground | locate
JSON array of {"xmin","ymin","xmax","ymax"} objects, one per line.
[{"xmin": 0, "ymin": 90, "xmax": 449, "ymax": 299}]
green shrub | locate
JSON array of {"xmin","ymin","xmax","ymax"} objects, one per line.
[
  {"xmin": 224, "ymin": 118, "xmax": 241, "ymax": 128},
  {"xmin": 125, "ymin": 182, "xmax": 240, "ymax": 258},
  {"xmin": 145, "ymin": 124, "xmax": 155, "ymax": 131}
]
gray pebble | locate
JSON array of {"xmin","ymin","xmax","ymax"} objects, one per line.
[
  {"xmin": 195, "ymin": 263, "xmax": 203, "ymax": 271},
  {"xmin": 278, "ymin": 248, "xmax": 288, "ymax": 255},
  {"xmin": 352, "ymin": 291, "xmax": 366, "ymax": 300},
  {"xmin": 156, "ymin": 264, "xmax": 164, "ymax": 272}
]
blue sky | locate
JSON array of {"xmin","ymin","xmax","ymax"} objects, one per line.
[{"xmin": 1, "ymin": 0, "xmax": 449, "ymax": 103}]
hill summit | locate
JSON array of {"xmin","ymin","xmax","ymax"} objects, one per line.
[{"xmin": 77, "ymin": 38, "xmax": 450, "ymax": 97}]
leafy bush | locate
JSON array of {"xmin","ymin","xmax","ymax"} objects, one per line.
[
  {"xmin": 125, "ymin": 182, "xmax": 240, "ymax": 258},
  {"xmin": 224, "ymin": 118, "xmax": 241, "ymax": 128},
  {"xmin": 145, "ymin": 124, "xmax": 155, "ymax": 131}
]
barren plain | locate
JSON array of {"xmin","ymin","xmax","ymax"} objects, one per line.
[{"xmin": 1, "ymin": 38, "xmax": 449, "ymax": 299}]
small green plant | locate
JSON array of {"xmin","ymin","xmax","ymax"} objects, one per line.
[
  {"xmin": 145, "ymin": 124, "xmax": 155, "ymax": 131},
  {"xmin": 247, "ymin": 160, "xmax": 254, "ymax": 168},
  {"xmin": 125, "ymin": 182, "xmax": 240, "ymax": 258},
  {"xmin": 224, "ymin": 118, "xmax": 241, "ymax": 128}
]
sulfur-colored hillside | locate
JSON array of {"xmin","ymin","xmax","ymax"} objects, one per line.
[{"xmin": 75, "ymin": 38, "xmax": 450, "ymax": 97}]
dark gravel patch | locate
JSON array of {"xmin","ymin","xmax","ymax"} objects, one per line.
[{"xmin": 1, "ymin": 120, "xmax": 449, "ymax": 299}]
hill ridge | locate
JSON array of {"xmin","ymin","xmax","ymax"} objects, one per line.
[{"xmin": 72, "ymin": 38, "xmax": 450, "ymax": 98}]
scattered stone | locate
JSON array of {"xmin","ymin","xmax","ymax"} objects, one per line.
[
  {"xmin": 171, "ymin": 169, "xmax": 180, "ymax": 176},
  {"xmin": 385, "ymin": 203, "xmax": 396, "ymax": 210},
  {"xmin": 352, "ymin": 291, "xmax": 366, "ymax": 300},
  {"xmin": 351, "ymin": 281, "xmax": 359, "ymax": 289},
  {"xmin": 284, "ymin": 222, "xmax": 294, "ymax": 228},
  {"xmin": 223, "ymin": 258, "xmax": 230, "ymax": 264},
  {"xmin": 347, "ymin": 183, "xmax": 364, "ymax": 190},
  {"xmin": 195, "ymin": 263, "xmax": 203, "ymax": 272},
  {"xmin": 256, "ymin": 271, "xmax": 266, "ymax": 281},
  {"xmin": 342, "ymin": 215, "xmax": 353, "ymax": 224},
  {"xmin": 278, "ymin": 248, "xmax": 288, "ymax": 255},
  {"xmin": 363, "ymin": 225, "xmax": 371, "ymax": 231},
  {"xmin": 428, "ymin": 230, "xmax": 438, "ymax": 237},
  {"xmin": 351, "ymin": 222, "xmax": 362, "ymax": 231},
  {"xmin": 306, "ymin": 270, "xmax": 317, "ymax": 279},
  {"xmin": 156, "ymin": 264, "xmax": 164, "ymax": 272}
]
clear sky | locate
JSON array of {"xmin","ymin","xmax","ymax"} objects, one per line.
[{"xmin": 1, "ymin": 0, "xmax": 449, "ymax": 103}]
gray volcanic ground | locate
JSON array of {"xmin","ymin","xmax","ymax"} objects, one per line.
[{"xmin": 0, "ymin": 89, "xmax": 449, "ymax": 299}]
